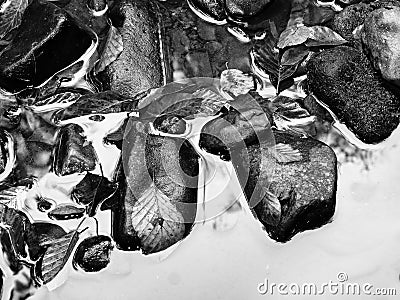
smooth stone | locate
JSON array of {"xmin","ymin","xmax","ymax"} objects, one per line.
[
  {"xmin": 307, "ymin": 45, "xmax": 400, "ymax": 144},
  {"xmin": 233, "ymin": 131, "xmax": 337, "ymax": 242},
  {"xmin": 331, "ymin": 0, "xmax": 400, "ymax": 42},
  {"xmin": 362, "ymin": 6, "xmax": 400, "ymax": 87}
]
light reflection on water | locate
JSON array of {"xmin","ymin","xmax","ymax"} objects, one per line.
[
  {"xmin": 26, "ymin": 122, "xmax": 400, "ymax": 300},
  {"xmin": 15, "ymin": 75, "xmax": 399, "ymax": 299}
]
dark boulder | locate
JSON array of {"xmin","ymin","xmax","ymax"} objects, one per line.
[
  {"xmin": 331, "ymin": 0, "xmax": 400, "ymax": 42},
  {"xmin": 101, "ymin": 0, "xmax": 168, "ymax": 97},
  {"xmin": 331, "ymin": 2, "xmax": 372, "ymax": 41},
  {"xmin": 199, "ymin": 103, "xmax": 337, "ymax": 242},
  {"xmin": 233, "ymin": 131, "xmax": 337, "ymax": 242},
  {"xmin": 0, "ymin": 0, "xmax": 93, "ymax": 92},
  {"xmin": 307, "ymin": 45, "xmax": 400, "ymax": 144}
]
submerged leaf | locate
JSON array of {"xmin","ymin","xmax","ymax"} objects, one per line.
[
  {"xmin": 258, "ymin": 190, "xmax": 281, "ymax": 226},
  {"xmin": 277, "ymin": 25, "xmax": 311, "ymax": 49},
  {"xmin": 118, "ymin": 126, "xmax": 198, "ymax": 253},
  {"xmin": 0, "ymin": 0, "xmax": 29, "ymax": 39},
  {"xmin": 95, "ymin": 26, "xmax": 123, "ymax": 73},
  {"xmin": 220, "ymin": 69, "xmax": 255, "ymax": 97},
  {"xmin": 31, "ymin": 223, "xmax": 66, "ymax": 247},
  {"xmin": 140, "ymin": 87, "xmax": 228, "ymax": 121},
  {"xmin": 281, "ymin": 45, "xmax": 310, "ymax": 66},
  {"xmin": 31, "ymin": 91, "xmax": 82, "ymax": 107},
  {"xmin": 272, "ymin": 143, "xmax": 303, "ymax": 163},
  {"xmin": 252, "ymin": 31, "xmax": 306, "ymax": 94},
  {"xmin": 271, "ymin": 96, "xmax": 317, "ymax": 136},
  {"xmin": 305, "ymin": 25, "xmax": 347, "ymax": 47},
  {"xmin": 130, "ymin": 183, "xmax": 186, "ymax": 254},
  {"xmin": 55, "ymin": 91, "xmax": 142, "ymax": 121},
  {"xmin": 38, "ymin": 230, "xmax": 80, "ymax": 284}
]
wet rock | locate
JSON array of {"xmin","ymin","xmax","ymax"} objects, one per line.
[
  {"xmin": 73, "ymin": 236, "xmax": 113, "ymax": 272},
  {"xmin": 331, "ymin": 0, "xmax": 400, "ymax": 43},
  {"xmin": 0, "ymin": 0, "xmax": 93, "ymax": 92},
  {"xmin": 233, "ymin": 131, "xmax": 337, "ymax": 242},
  {"xmin": 199, "ymin": 96, "xmax": 336, "ymax": 241},
  {"xmin": 362, "ymin": 6, "xmax": 400, "ymax": 87},
  {"xmin": 187, "ymin": 0, "xmax": 226, "ymax": 23},
  {"xmin": 199, "ymin": 102, "xmax": 273, "ymax": 160},
  {"xmin": 225, "ymin": 0, "xmax": 272, "ymax": 20},
  {"xmin": 307, "ymin": 45, "xmax": 400, "ymax": 144},
  {"xmin": 53, "ymin": 124, "xmax": 97, "ymax": 176},
  {"xmin": 112, "ymin": 120, "xmax": 199, "ymax": 253},
  {"xmin": 331, "ymin": 2, "xmax": 372, "ymax": 41},
  {"xmin": 102, "ymin": 0, "xmax": 168, "ymax": 97}
]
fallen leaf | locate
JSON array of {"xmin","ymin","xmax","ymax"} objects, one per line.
[
  {"xmin": 31, "ymin": 91, "xmax": 81, "ymax": 107},
  {"xmin": 305, "ymin": 25, "xmax": 347, "ymax": 47},
  {"xmin": 54, "ymin": 91, "xmax": 143, "ymax": 121},
  {"xmin": 220, "ymin": 69, "xmax": 255, "ymax": 97},
  {"xmin": 95, "ymin": 26, "xmax": 123, "ymax": 73},
  {"xmin": 0, "ymin": 0, "xmax": 29, "ymax": 39},
  {"xmin": 251, "ymin": 26, "xmax": 307, "ymax": 94},
  {"xmin": 140, "ymin": 81, "xmax": 229, "ymax": 121},
  {"xmin": 271, "ymin": 96, "xmax": 317, "ymax": 136},
  {"xmin": 130, "ymin": 183, "xmax": 186, "ymax": 254},
  {"xmin": 120, "ymin": 125, "xmax": 198, "ymax": 254},
  {"xmin": 272, "ymin": 143, "xmax": 303, "ymax": 163},
  {"xmin": 277, "ymin": 25, "xmax": 311, "ymax": 49},
  {"xmin": 37, "ymin": 230, "xmax": 80, "ymax": 284},
  {"xmin": 281, "ymin": 45, "xmax": 310, "ymax": 66},
  {"xmin": 257, "ymin": 190, "xmax": 281, "ymax": 226}
]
